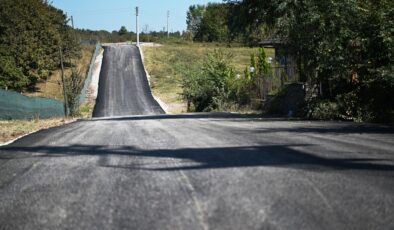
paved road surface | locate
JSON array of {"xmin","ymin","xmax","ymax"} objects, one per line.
[
  {"xmin": 92, "ymin": 44, "xmax": 164, "ymax": 117},
  {"xmin": 0, "ymin": 44, "xmax": 393, "ymax": 230}
]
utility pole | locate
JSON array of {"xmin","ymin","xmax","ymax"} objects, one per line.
[
  {"xmin": 71, "ymin": 16, "xmax": 78, "ymax": 42},
  {"xmin": 167, "ymin": 10, "xmax": 170, "ymax": 38},
  {"xmin": 70, "ymin": 15, "xmax": 78, "ymax": 65},
  {"xmin": 136, "ymin": 7, "xmax": 139, "ymax": 46},
  {"xmin": 59, "ymin": 47, "xmax": 69, "ymax": 117},
  {"xmin": 71, "ymin": 16, "xmax": 74, "ymax": 29},
  {"xmin": 144, "ymin": 24, "xmax": 150, "ymax": 42}
]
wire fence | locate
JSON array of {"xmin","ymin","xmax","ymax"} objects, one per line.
[
  {"xmin": 78, "ymin": 42, "xmax": 102, "ymax": 105},
  {"xmin": 266, "ymin": 64, "xmax": 298, "ymax": 94}
]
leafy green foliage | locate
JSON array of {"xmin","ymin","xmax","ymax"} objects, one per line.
[
  {"xmin": 0, "ymin": 48, "xmax": 28, "ymax": 90},
  {"xmin": 0, "ymin": 0, "xmax": 80, "ymax": 91},
  {"xmin": 225, "ymin": 0, "xmax": 277, "ymax": 43},
  {"xmin": 305, "ymin": 100, "xmax": 341, "ymax": 120},
  {"xmin": 186, "ymin": 5, "xmax": 205, "ymax": 40},
  {"xmin": 118, "ymin": 26, "xmax": 128, "ymax": 36},
  {"xmin": 187, "ymin": 3, "xmax": 230, "ymax": 42},
  {"xmin": 181, "ymin": 49, "xmax": 235, "ymax": 111},
  {"xmin": 225, "ymin": 0, "xmax": 394, "ymax": 122},
  {"xmin": 239, "ymin": 48, "xmax": 271, "ymax": 105},
  {"xmin": 181, "ymin": 48, "xmax": 274, "ymax": 112},
  {"xmin": 257, "ymin": 48, "xmax": 269, "ymax": 75},
  {"xmin": 64, "ymin": 69, "xmax": 85, "ymax": 116}
]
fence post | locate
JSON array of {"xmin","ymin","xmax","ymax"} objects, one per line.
[{"xmin": 59, "ymin": 47, "xmax": 69, "ymax": 116}]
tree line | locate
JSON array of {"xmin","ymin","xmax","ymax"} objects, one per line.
[
  {"xmin": 186, "ymin": 0, "xmax": 393, "ymax": 122},
  {"xmin": 0, "ymin": 0, "xmax": 80, "ymax": 92},
  {"xmin": 75, "ymin": 27, "xmax": 183, "ymax": 45}
]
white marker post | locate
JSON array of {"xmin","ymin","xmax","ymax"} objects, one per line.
[
  {"xmin": 167, "ymin": 10, "xmax": 170, "ymax": 38},
  {"xmin": 136, "ymin": 7, "xmax": 139, "ymax": 46}
]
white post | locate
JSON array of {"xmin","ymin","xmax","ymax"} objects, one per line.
[
  {"xmin": 136, "ymin": 7, "xmax": 139, "ymax": 46},
  {"xmin": 167, "ymin": 10, "xmax": 170, "ymax": 38}
]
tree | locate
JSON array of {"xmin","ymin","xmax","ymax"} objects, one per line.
[
  {"xmin": 226, "ymin": 0, "xmax": 394, "ymax": 121},
  {"xmin": 181, "ymin": 49, "xmax": 235, "ymax": 111},
  {"xmin": 64, "ymin": 69, "xmax": 84, "ymax": 116},
  {"xmin": 0, "ymin": 0, "xmax": 80, "ymax": 90},
  {"xmin": 0, "ymin": 48, "xmax": 28, "ymax": 91},
  {"xmin": 225, "ymin": 0, "xmax": 278, "ymax": 43},
  {"xmin": 186, "ymin": 5, "xmax": 205, "ymax": 40},
  {"xmin": 118, "ymin": 26, "xmax": 128, "ymax": 36},
  {"xmin": 198, "ymin": 3, "xmax": 230, "ymax": 42}
]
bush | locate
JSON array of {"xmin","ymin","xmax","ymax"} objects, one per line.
[
  {"xmin": 181, "ymin": 49, "xmax": 235, "ymax": 112},
  {"xmin": 64, "ymin": 69, "xmax": 85, "ymax": 116},
  {"xmin": 305, "ymin": 100, "xmax": 341, "ymax": 120}
]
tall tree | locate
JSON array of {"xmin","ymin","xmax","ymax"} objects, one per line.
[
  {"xmin": 118, "ymin": 26, "xmax": 128, "ymax": 36},
  {"xmin": 0, "ymin": 0, "xmax": 79, "ymax": 91},
  {"xmin": 198, "ymin": 3, "xmax": 230, "ymax": 42},
  {"xmin": 186, "ymin": 5, "xmax": 205, "ymax": 40}
]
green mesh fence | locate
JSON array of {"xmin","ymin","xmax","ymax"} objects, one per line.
[
  {"xmin": 78, "ymin": 43, "xmax": 102, "ymax": 105},
  {"xmin": 0, "ymin": 89, "xmax": 65, "ymax": 119}
]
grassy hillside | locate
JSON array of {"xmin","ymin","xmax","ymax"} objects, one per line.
[
  {"xmin": 24, "ymin": 45, "xmax": 95, "ymax": 100},
  {"xmin": 142, "ymin": 43, "xmax": 274, "ymax": 113}
]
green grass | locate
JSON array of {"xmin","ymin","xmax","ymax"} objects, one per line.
[{"xmin": 142, "ymin": 42, "xmax": 274, "ymax": 113}]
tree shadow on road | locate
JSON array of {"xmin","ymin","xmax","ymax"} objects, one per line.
[{"xmin": 1, "ymin": 144, "xmax": 393, "ymax": 172}]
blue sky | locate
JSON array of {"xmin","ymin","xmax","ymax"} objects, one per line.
[{"xmin": 50, "ymin": 0, "xmax": 222, "ymax": 32}]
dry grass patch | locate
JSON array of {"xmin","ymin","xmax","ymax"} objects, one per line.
[
  {"xmin": 0, "ymin": 118, "xmax": 74, "ymax": 144},
  {"xmin": 25, "ymin": 45, "xmax": 95, "ymax": 100}
]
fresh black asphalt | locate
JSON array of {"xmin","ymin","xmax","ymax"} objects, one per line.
[
  {"xmin": 92, "ymin": 44, "xmax": 164, "ymax": 117},
  {"xmin": 0, "ymin": 44, "xmax": 393, "ymax": 230}
]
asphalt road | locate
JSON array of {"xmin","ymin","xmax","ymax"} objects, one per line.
[
  {"xmin": 0, "ymin": 44, "xmax": 393, "ymax": 230},
  {"xmin": 92, "ymin": 44, "xmax": 164, "ymax": 117}
]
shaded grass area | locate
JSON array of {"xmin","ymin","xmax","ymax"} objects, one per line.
[
  {"xmin": 0, "ymin": 118, "xmax": 74, "ymax": 144},
  {"xmin": 142, "ymin": 43, "xmax": 274, "ymax": 113},
  {"xmin": 24, "ymin": 45, "xmax": 95, "ymax": 100}
]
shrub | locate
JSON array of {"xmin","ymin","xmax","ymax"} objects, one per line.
[
  {"xmin": 305, "ymin": 100, "xmax": 341, "ymax": 120},
  {"xmin": 64, "ymin": 69, "xmax": 85, "ymax": 116},
  {"xmin": 181, "ymin": 49, "xmax": 235, "ymax": 112}
]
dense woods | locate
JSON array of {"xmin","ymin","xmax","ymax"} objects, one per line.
[{"xmin": 0, "ymin": 0, "xmax": 80, "ymax": 91}]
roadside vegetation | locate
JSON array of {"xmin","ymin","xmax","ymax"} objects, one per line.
[
  {"xmin": 142, "ymin": 43, "xmax": 273, "ymax": 113},
  {"xmin": 143, "ymin": 0, "xmax": 393, "ymax": 122},
  {"xmin": 183, "ymin": 0, "xmax": 394, "ymax": 122},
  {"xmin": 0, "ymin": 118, "xmax": 74, "ymax": 144},
  {"xmin": 0, "ymin": 0, "xmax": 96, "ymax": 142}
]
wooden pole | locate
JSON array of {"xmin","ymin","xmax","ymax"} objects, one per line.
[{"xmin": 59, "ymin": 47, "xmax": 69, "ymax": 116}]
